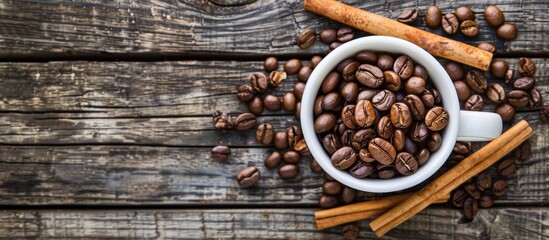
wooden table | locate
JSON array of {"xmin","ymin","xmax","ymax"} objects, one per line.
[{"xmin": 0, "ymin": 0, "xmax": 547, "ymax": 239}]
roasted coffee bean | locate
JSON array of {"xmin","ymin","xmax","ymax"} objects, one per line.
[
  {"xmin": 356, "ymin": 64, "xmax": 384, "ymax": 88},
  {"xmin": 274, "ymin": 131, "xmax": 289, "ymax": 150},
  {"xmin": 337, "ymin": 27, "xmax": 355, "ymax": 42},
  {"xmin": 264, "ymin": 151, "xmax": 282, "ymax": 169},
  {"xmin": 341, "ymin": 82, "xmax": 359, "ymax": 103},
  {"xmin": 323, "ymin": 181, "xmax": 343, "ymax": 195},
  {"xmin": 542, "ymin": 105, "xmax": 549, "ymax": 122},
  {"xmin": 466, "ymin": 70, "xmax": 488, "ymax": 93},
  {"xmin": 377, "ymin": 116, "xmax": 394, "ymax": 140},
  {"xmin": 425, "ymin": 6, "xmax": 442, "ymax": 29},
  {"xmin": 297, "ymin": 65, "xmax": 313, "ymax": 83},
  {"xmin": 284, "ymin": 59, "xmax": 303, "ymax": 74},
  {"xmin": 372, "ymin": 90, "xmax": 396, "ymax": 111},
  {"xmin": 337, "ymin": 58, "xmax": 354, "ymax": 73},
  {"xmin": 486, "ymin": 83, "xmax": 506, "ymax": 104},
  {"xmin": 415, "ymin": 148, "xmax": 430, "ymax": 166},
  {"xmin": 341, "ymin": 105, "xmax": 357, "ymax": 129},
  {"xmin": 420, "ymin": 89, "xmax": 435, "ymax": 109},
  {"xmin": 398, "ymin": 8, "xmax": 419, "ymax": 24},
  {"xmin": 453, "ymin": 141, "xmax": 472, "ymax": 155},
  {"xmin": 376, "ymin": 164, "xmax": 396, "ymax": 179},
  {"xmin": 282, "ymin": 92, "xmax": 297, "ymax": 112},
  {"xmin": 323, "ymin": 134, "xmax": 342, "ymax": 155},
  {"xmin": 341, "ymin": 187, "xmax": 357, "ymax": 204},
  {"xmin": 296, "ymin": 28, "xmax": 316, "ymax": 49},
  {"xmin": 310, "ymin": 158, "xmax": 323, "ymax": 173},
  {"xmin": 322, "ymin": 92, "xmax": 343, "ymax": 111},
  {"xmin": 236, "ymin": 166, "xmax": 260, "ymax": 188},
  {"xmin": 211, "ymin": 145, "xmax": 231, "ymax": 161},
  {"xmin": 293, "ymin": 83, "xmax": 305, "ymax": 100},
  {"xmin": 413, "ymin": 65, "xmax": 429, "ymax": 81},
  {"xmin": 441, "ymin": 13, "xmax": 459, "ymax": 35},
  {"xmin": 368, "ymin": 138, "xmax": 397, "ymax": 165},
  {"xmin": 425, "ymin": 106, "xmax": 449, "ymax": 131},
  {"xmin": 432, "ymin": 88, "xmax": 442, "ymax": 105},
  {"xmin": 505, "ymin": 69, "xmax": 515, "ymax": 84},
  {"xmin": 405, "ymin": 76, "xmax": 426, "ymax": 95},
  {"xmin": 331, "ymin": 146, "xmax": 357, "ymax": 170},
  {"xmin": 409, "ymin": 121, "xmax": 429, "ymax": 142},
  {"xmin": 377, "ymin": 54, "xmax": 394, "ymax": 71},
  {"xmin": 314, "ymin": 95, "xmax": 324, "ymax": 117},
  {"xmin": 318, "ymin": 195, "xmax": 338, "ymax": 209},
  {"xmin": 514, "ymin": 140, "xmax": 531, "ymax": 160},
  {"xmin": 340, "ymin": 130, "xmax": 354, "ymax": 147},
  {"xmin": 513, "ymin": 76, "xmax": 535, "ymax": 91},
  {"xmin": 319, "ymin": 28, "xmax": 337, "ymax": 44},
  {"xmin": 351, "ymin": 128, "xmax": 376, "ymax": 151},
  {"xmin": 445, "ymin": 61, "xmax": 465, "ymax": 81},
  {"xmin": 350, "ymin": 161, "xmax": 375, "ymax": 178},
  {"xmin": 263, "ymin": 94, "xmax": 281, "ymax": 111},
  {"xmin": 452, "ymin": 189, "xmax": 468, "ymax": 207},
  {"xmin": 477, "ymin": 42, "xmax": 497, "ymax": 53},
  {"xmin": 490, "ymin": 60, "xmax": 509, "ymax": 79},
  {"xmin": 492, "ymin": 179, "xmax": 509, "ymax": 197},
  {"xmin": 264, "ymin": 57, "xmax": 278, "ymax": 71},
  {"xmin": 427, "ymin": 132, "xmax": 442, "ymax": 152},
  {"xmin": 464, "ymin": 182, "xmax": 481, "ymax": 199},
  {"xmin": 464, "ymin": 94, "xmax": 485, "ymax": 111},
  {"xmin": 315, "ymin": 113, "xmax": 337, "ymax": 133},
  {"xmin": 390, "ymin": 102, "xmax": 412, "ymax": 128},
  {"xmin": 496, "ymin": 103, "xmax": 515, "ymax": 122},
  {"xmin": 463, "ymin": 198, "xmax": 478, "ymax": 219},
  {"xmin": 322, "ymin": 71, "xmax": 341, "ymax": 94},
  {"xmin": 384, "ymin": 70, "xmax": 401, "ymax": 92},
  {"xmin": 329, "ymin": 41, "xmax": 343, "ymax": 50},
  {"xmin": 448, "ymin": 154, "xmax": 466, "ymax": 164},
  {"xmin": 395, "ymin": 152, "xmax": 418, "ymax": 175},
  {"xmin": 497, "ymin": 23, "xmax": 517, "ymax": 40},
  {"xmin": 484, "ymin": 5, "xmax": 505, "ymax": 27},
  {"xmin": 498, "ymin": 158, "xmax": 517, "ymax": 177},
  {"xmin": 518, "ymin": 57, "xmax": 536, "ymax": 76},
  {"xmin": 392, "ymin": 129, "xmax": 406, "ymax": 152},
  {"xmin": 405, "ymin": 137, "xmax": 418, "ymax": 155},
  {"xmin": 455, "ymin": 6, "xmax": 475, "ymax": 22},
  {"xmin": 256, "ymin": 123, "xmax": 274, "ymax": 144},
  {"xmin": 311, "ymin": 55, "xmax": 323, "ymax": 69},
  {"xmin": 454, "ymin": 80, "xmax": 472, "ymax": 102},
  {"xmin": 237, "ymin": 84, "xmax": 255, "ymax": 102},
  {"xmin": 324, "ymin": 173, "xmax": 335, "ymax": 181},
  {"xmin": 358, "ymin": 148, "xmax": 376, "ymax": 163},
  {"xmin": 476, "ymin": 171, "xmax": 492, "ymax": 191},
  {"xmin": 354, "ymin": 100, "xmax": 376, "ymax": 128},
  {"xmin": 529, "ymin": 88, "xmax": 542, "ymax": 108},
  {"xmin": 479, "ymin": 195, "xmax": 494, "ymax": 208},
  {"xmin": 394, "ymin": 55, "xmax": 414, "ymax": 80},
  {"xmin": 354, "ymin": 51, "xmax": 378, "ymax": 64},
  {"xmin": 250, "ymin": 72, "xmax": 268, "ymax": 92},
  {"xmin": 342, "ymin": 61, "xmax": 360, "ymax": 82},
  {"xmin": 213, "ymin": 110, "xmax": 234, "ymax": 130},
  {"xmin": 278, "ymin": 164, "xmax": 299, "ymax": 179},
  {"xmin": 342, "ymin": 224, "xmax": 360, "ymax": 240},
  {"xmin": 287, "ymin": 125, "xmax": 303, "ymax": 149},
  {"xmin": 460, "ymin": 20, "xmax": 479, "ymax": 37},
  {"xmin": 357, "ymin": 89, "xmax": 380, "ymax": 102},
  {"xmin": 234, "ymin": 112, "xmax": 257, "ymax": 130},
  {"xmin": 508, "ymin": 90, "xmax": 529, "ymax": 108},
  {"xmin": 248, "ymin": 96, "xmax": 263, "ymax": 115}
]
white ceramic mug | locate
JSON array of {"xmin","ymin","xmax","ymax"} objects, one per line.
[{"xmin": 300, "ymin": 36, "xmax": 503, "ymax": 193}]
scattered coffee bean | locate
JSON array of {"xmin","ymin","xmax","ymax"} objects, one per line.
[
  {"xmin": 498, "ymin": 158, "xmax": 517, "ymax": 177},
  {"xmin": 505, "ymin": 69, "xmax": 515, "ymax": 84},
  {"xmin": 213, "ymin": 110, "xmax": 234, "ymax": 130},
  {"xmin": 466, "ymin": 70, "xmax": 488, "ymax": 93},
  {"xmin": 486, "ymin": 83, "xmax": 506, "ymax": 104},
  {"xmin": 477, "ymin": 42, "xmax": 496, "ymax": 53},
  {"xmin": 318, "ymin": 195, "xmax": 339, "ymax": 208},
  {"xmin": 329, "ymin": 41, "xmax": 343, "ymax": 50},
  {"xmin": 425, "ymin": 106, "xmax": 449, "ymax": 131},
  {"xmin": 248, "ymin": 96, "xmax": 263, "ymax": 115},
  {"xmin": 269, "ymin": 71, "xmax": 287, "ymax": 87},
  {"xmin": 319, "ymin": 28, "xmax": 337, "ymax": 44},
  {"xmin": 479, "ymin": 195, "xmax": 494, "ymax": 208},
  {"xmin": 211, "ymin": 145, "xmax": 231, "ymax": 161},
  {"xmin": 529, "ymin": 88, "xmax": 542, "ymax": 108},
  {"xmin": 540, "ymin": 105, "xmax": 549, "ymax": 122},
  {"xmin": 256, "ymin": 123, "xmax": 274, "ymax": 144},
  {"xmin": 513, "ymin": 76, "xmax": 535, "ymax": 91},
  {"xmin": 514, "ymin": 140, "xmax": 531, "ymax": 160},
  {"xmin": 282, "ymin": 92, "xmax": 297, "ymax": 112},
  {"xmin": 425, "ymin": 6, "xmax": 442, "ymax": 29},
  {"xmin": 342, "ymin": 224, "xmax": 360, "ymax": 240},
  {"xmin": 497, "ymin": 23, "xmax": 517, "ymax": 40},
  {"xmin": 476, "ymin": 171, "xmax": 492, "ymax": 191},
  {"xmin": 274, "ymin": 131, "xmax": 288, "ymax": 149},
  {"xmin": 452, "ymin": 189, "xmax": 467, "ymax": 207},
  {"xmin": 337, "ymin": 27, "xmax": 355, "ymax": 42},
  {"xmin": 508, "ymin": 90, "xmax": 529, "ymax": 108},
  {"xmin": 298, "ymin": 65, "xmax": 313, "ymax": 83},
  {"xmin": 278, "ymin": 164, "xmax": 299, "ymax": 179},
  {"xmin": 492, "ymin": 179, "xmax": 509, "ymax": 197},
  {"xmin": 263, "ymin": 95, "xmax": 281, "ymax": 111},
  {"xmin": 453, "ymin": 141, "xmax": 472, "ymax": 155},
  {"xmin": 454, "ymin": 80, "xmax": 472, "ymax": 101},
  {"xmin": 331, "ymin": 146, "xmax": 357, "ymax": 170},
  {"xmin": 234, "ymin": 112, "xmax": 257, "ymax": 130},
  {"xmin": 460, "ymin": 20, "xmax": 479, "ymax": 37},
  {"xmin": 311, "ymin": 55, "xmax": 323, "ymax": 69},
  {"xmin": 496, "ymin": 103, "xmax": 516, "ymax": 122},
  {"xmin": 282, "ymin": 150, "xmax": 301, "ymax": 164},
  {"xmin": 296, "ymin": 28, "xmax": 316, "ymax": 49},
  {"xmin": 445, "ymin": 61, "xmax": 465, "ymax": 81},
  {"xmin": 293, "ymin": 82, "xmax": 306, "ymax": 99},
  {"xmin": 263, "ymin": 57, "xmax": 278, "ymax": 71},
  {"xmin": 518, "ymin": 57, "xmax": 536, "ymax": 76},
  {"xmin": 442, "ymin": 13, "xmax": 459, "ymax": 35},
  {"xmin": 484, "ymin": 5, "xmax": 505, "ymax": 27},
  {"xmin": 455, "ymin": 6, "xmax": 475, "ymax": 22},
  {"xmin": 310, "ymin": 158, "xmax": 323, "ymax": 173},
  {"xmin": 284, "ymin": 59, "xmax": 302, "ymax": 74},
  {"xmin": 236, "ymin": 166, "xmax": 260, "ymax": 188},
  {"xmin": 341, "ymin": 187, "xmax": 357, "ymax": 204},
  {"xmin": 237, "ymin": 84, "xmax": 255, "ymax": 102},
  {"xmin": 464, "ymin": 182, "xmax": 481, "ymax": 199},
  {"xmin": 264, "ymin": 151, "xmax": 282, "ymax": 169},
  {"xmin": 323, "ymin": 181, "xmax": 343, "ymax": 195},
  {"xmin": 465, "ymin": 94, "xmax": 484, "ymax": 111},
  {"xmin": 398, "ymin": 8, "xmax": 419, "ymax": 24},
  {"xmin": 250, "ymin": 72, "xmax": 268, "ymax": 92},
  {"xmin": 463, "ymin": 197, "xmax": 478, "ymax": 219},
  {"xmin": 490, "ymin": 60, "xmax": 509, "ymax": 79}
]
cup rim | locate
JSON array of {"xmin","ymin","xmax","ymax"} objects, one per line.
[{"xmin": 300, "ymin": 36, "xmax": 459, "ymax": 193}]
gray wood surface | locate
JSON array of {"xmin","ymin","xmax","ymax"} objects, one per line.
[{"xmin": 0, "ymin": 0, "xmax": 546, "ymax": 59}]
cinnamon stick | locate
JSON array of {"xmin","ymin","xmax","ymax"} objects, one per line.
[
  {"xmin": 371, "ymin": 120, "xmax": 532, "ymax": 237},
  {"xmin": 303, "ymin": 0, "xmax": 493, "ymax": 70}
]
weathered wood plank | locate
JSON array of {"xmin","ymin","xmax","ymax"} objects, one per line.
[
  {"xmin": 0, "ymin": 0, "xmax": 546, "ymax": 58},
  {"xmin": 0, "ymin": 208, "xmax": 548, "ymax": 239}
]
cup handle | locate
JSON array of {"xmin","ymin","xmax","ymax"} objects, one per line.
[{"xmin": 457, "ymin": 111, "xmax": 503, "ymax": 141}]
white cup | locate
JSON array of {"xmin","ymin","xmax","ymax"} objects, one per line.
[{"xmin": 300, "ymin": 36, "xmax": 503, "ymax": 193}]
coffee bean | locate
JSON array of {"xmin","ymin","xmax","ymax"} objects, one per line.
[
  {"xmin": 463, "ymin": 198, "xmax": 478, "ymax": 219},
  {"xmin": 413, "ymin": 65, "xmax": 429, "ymax": 81},
  {"xmin": 234, "ymin": 112, "xmax": 257, "ymax": 130},
  {"xmin": 267, "ymin": 71, "xmax": 285, "ymax": 88},
  {"xmin": 476, "ymin": 171, "xmax": 492, "ymax": 191},
  {"xmin": 359, "ymin": 148, "xmax": 376, "ymax": 163},
  {"xmin": 529, "ymin": 88, "xmax": 542, "ymax": 108},
  {"xmin": 274, "ymin": 131, "xmax": 288, "ymax": 149},
  {"xmin": 420, "ymin": 89, "xmax": 436, "ymax": 109},
  {"xmin": 466, "ymin": 70, "xmax": 488, "ymax": 93},
  {"xmin": 476, "ymin": 42, "xmax": 497, "ymax": 53},
  {"xmin": 278, "ymin": 164, "xmax": 299, "ymax": 179},
  {"xmin": 492, "ymin": 179, "xmax": 509, "ymax": 197},
  {"xmin": 490, "ymin": 60, "xmax": 509, "ymax": 79},
  {"xmin": 287, "ymin": 125, "xmax": 303, "ymax": 149},
  {"xmin": 342, "ymin": 61, "xmax": 360, "ymax": 82},
  {"xmin": 405, "ymin": 76, "xmax": 426, "ymax": 95},
  {"xmin": 294, "ymin": 138, "xmax": 309, "ymax": 156},
  {"xmin": 314, "ymin": 95, "xmax": 324, "ymax": 117},
  {"xmin": 357, "ymin": 89, "xmax": 380, "ymax": 102},
  {"xmin": 282, "ymin": 150, "xmax": 301, "ymax": 164},
  {"xmin": 349, "ymin": 161, "xmax": 375, "ymax": 178},
  {"xmin": 351, "ymin": 128, "xmax": 375, "ymax": 151},
  {"xmin": 236, "ymin": 166, "xmax": 260, "ymax": 188},
  {"xmin": 237, "ymin": 84, "xmax": 255, "ymax": 102},
  {"xmin": 256, "ymin": 123, "xmax": 274, "ymax": 144},
  {"xmin": 518, "ymin": 57, "xmax": 536, "ymax": 76},
  {"xmin": 354, "ymin": 100, "xmax": 376, "ymax": 128},
  {"xmin": 465, "ymin": 94, "xmax": 485, "ymax": 111},
  {"xmin": 213, "ymin": 110, "xmax": 234, "ymax": 130},
  {"xmin": 486, "ymin": 83, "xmax": 506, "ymax": 104},
  {"xmin": 337, "ymin": 27, "xmax": 355, "ymax": 42},
  {"xmin": 484, "ymin": 5, "xmax": 505, "ymax": 27},
  {"xmin": 322, "ymin": 92, "xmax": 343, "ymax": 111},
  {"xmin": 293, "ymin": 82, "xmax": 305, "ymax": 99},
  {"xmin": 376, "ymin": 164, "xmax": 396, "ymax": 179},
  {"xmin": 455, "ymin": 6, "xmax": 475, "ymax": 22},
  {"xmin": 263, "ymin": 94, "xmax": 281, "ymax": 111},
  {"xmin": 296, "ymin": 28, "xmax": 316, "ymax": 49},
  {"xmin": 409, "ymin": 121, "xmax": 429, "ymax": 142},
  {"xmin": 295, "ymin": 101, "xmax": 302, "ymax": 119},
  {"xmin": 415, "ymin": 148, "xmax": 430, "ymax": 166},
  {"xmin": 514, "ymin": 140, "xmax": 531, "ymax": 160},
  {"xmin": 394, "ymin": 55, "xmax": 415, "ymax": 80},
  {"xmin": 341, "ymin": 82, "xmax": 359, "ymax": 103},
  {"xmin": 211, "ymin": 145, "xmax": 231, "ymax": 161},
  {"xmin": 264, "ymin": 57, "xmax": 279, "ymax": 71},
  {"xmin": 264, "ymin": 151, "xmax": 282, "ymax": 169},
  {"xmin": 392, "ymin": 129, "xmax": 406, "ymax": 152},
  {"xmin": 425, "ymin": 106, "xmax": 449, "ymax": 131},
  {"xmin": 444, "ymin": 61, "xmax": 465, "ymax": 81},
  {"xmin": 372, "ymin": 90, "xmax": 396, "ymax": 112},
  {"xmin": 377, "ymin": 116, "xmax": 394, "ymax": 140},
  {"xmin": 311, "ymin": 55, "xmax": 323, "ymax": 69},
  {"xmin": 356, "ymin": 64, "xmax": 384, "ymax": 88},
  {"xmin": 323, "ymin": 181, "xmax": 343, "ymax": 195},
  {"xmin": 354, "ymin": 51, "xmax": 378, "ymax": 64},
  {"xmin": 248, "ymin": 96, "xmax": 263, "ymax": 115},
  {"xmin": 405, "ymin": 137, "xmax": 418, "ymax": 155},
  {"xmin": 513, "ymin": 76, "xmax": 535, "ymax": 91},
  {"xmin": 323, "ymin": 134, "xmax": 342, "ymax": 155},
  {"xmin": 398, "ymin": 8, "xmax": 419, "ymax": 24},
  {"xmin": 329, "ymin": 41, "xmax": 343, "ymax": 50},
  {"xmin": 337, "ymin": 58, "xmax": 354, "ymax": 73},
  {"xmin": 322, "ymin": 71, "xmax": 341, "ymax": 94},
  {"xmin": 341, "ymin": 187, "xmax": 357, "ymax": 204},
  {"xmin": 310, "ymin": 158, "xmax": 323, "ymax": 173},
  {"xmin": 395, "ymin": 152, "xmax": 418, "ymax": 175},
  {"xmin": 505, "ymin": 69, "xmax": 515, "ymax": 84},
  {"xmin": 460, "ymin": 20, "xmax": 479, "ymax": 37},
  {"xmin": 432, "ymin": 88, "xmax": 442, "ymax": 105},
  {"xmin": 390, "ymin": 102, "xmax": 412, "ymax": 128},
  {"xmin": 497, "ymin": 23, "xmax": 517, "ymax": 40},
  {"xmin": 331, "ymin": 146, "xmax": 357, "ymax": 170},
  {"xmin": 442, "ymin": 13, "xmax": 459, "ymax": 35},
  {"xmin": 542, "ymin": 105, "xmax": 549, "ymax": 122},
  {"xmin": 479, "ymin": 195, "xmax": 494, "ymax": 208},
  {"xmin": 428, "ymin": 132, "xmax": 442, "ymax": 152},
  {"xmin": 368, "ymin": 138, "xmax": 397, "ymax": 165},
  {"xmin": 464, "ymin": 182, "xmax": 481, "ymax": 200},
  {"xmin": 425, "ymin": 6, "xmax": 442, "ymax": 29},
  {"xmin": 452, "ymin": 189, "xmax": 468, "ymax": 207},
  {"xmin": 250, "ymin": 72, "xmax": 268, "ymax": 92},
  {"xmin": 297, "ymin": 65, "xmax": 313, "ymax": 83},
  {"xmin": 282, "ymin": 92, "xmax": 297, "ymax": 112},
  {"xmin": 319, "ymin": 28, "xmax": 337, "ymax": 44},
  {"xmin": 318, "ymin": 195, "xmax": 339, "ymax": 208},
  {"xmin": 377, "ymin": 54, "xmax": 394, "ymax": 71},
  {"xmin": 453, "ymin": 141, "xmax": 472, "ymax": 155},
  {"xmin": 339, "ymin": 105, "xmax": 356, "ymax": 130},
  {"xmin": 496, "ymin": 103, "xmax": 515, "ymax": 122},
  {"xmin": 508, "ymin": 90, "xmax": 529, "ymax": 108},
  {"xmin": 454, "ymin": 80, "xmax": 472, "ymax": 101},
  {"xmin": 342, "ymin": 224, "xmax": 360, "ymax": 240},
  {"xmin": 498, "ymin": 158, "xmax": 517, "ymax": 177},
  {"xmin": 284, "ymin": 59, "xmax": 302, "ymax": 74}
]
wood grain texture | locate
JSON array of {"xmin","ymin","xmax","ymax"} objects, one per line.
[
  {"xmin": 0, "ymin": 0, "xmax": 546, "ymax": 58},
  {"xmin": 0, "ymin": 208, "xmax": 548, "ymax": 239}
]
